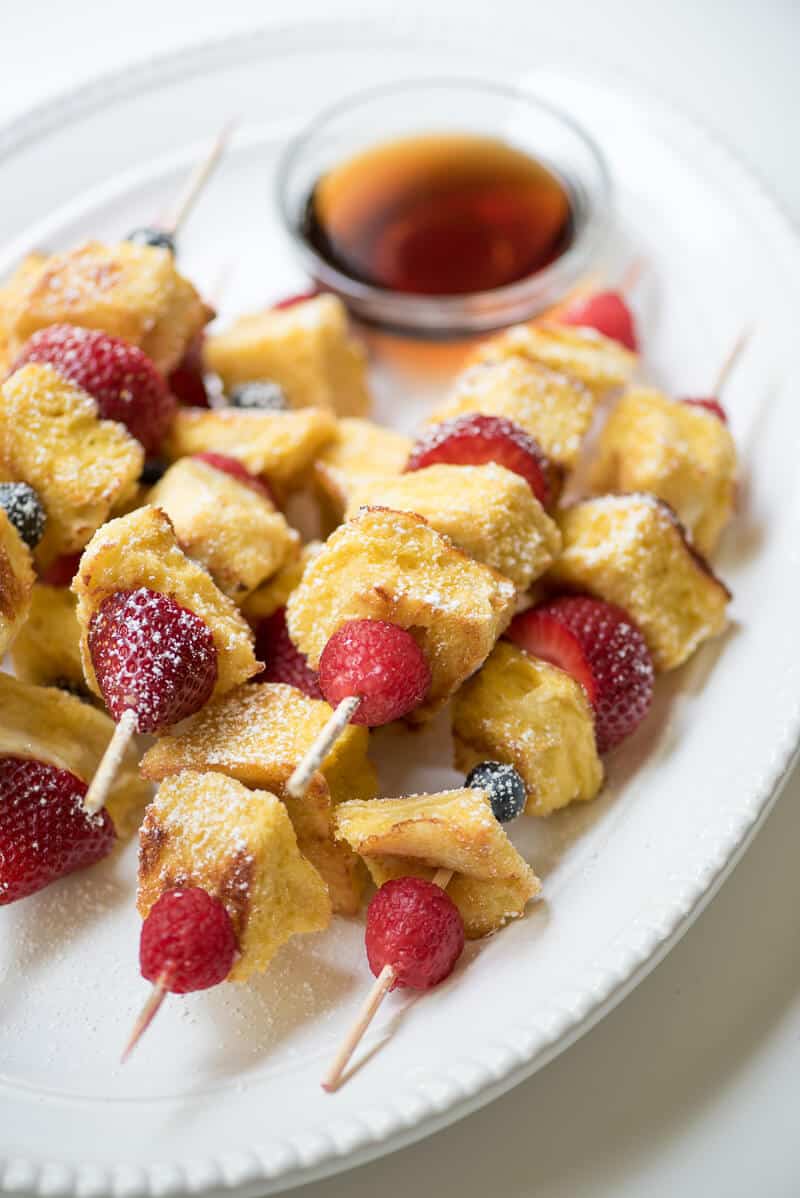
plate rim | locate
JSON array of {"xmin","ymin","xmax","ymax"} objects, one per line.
[{"xmin": 2, "ymin": 20, "xmax": 800, "ymax": 1198}]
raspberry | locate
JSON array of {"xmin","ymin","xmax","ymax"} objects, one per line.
[
  {"xmin": 319, "ymin": 619, "xmax": 431, "ymax": 726},
  {"xmin": 0, "ymin": 756, "xmax": 116, "ymax": 904},
  {"xmin": 13, "ymin": 324, "xmax": 176, "ymax": 454},
  {"xmin": 406, "ymin": 413, "xmax": 554, "ymax": 507},
  {"xmin": 38, "ymin": 552, "xmax": 82, "ymax": 587},
  {"xmin": 140, "ymin": 887, "xmax": 237, "ymax": 993},
  {"xmin": 168, "ymin": 334, "xmax": 211, "ymax": 408},
  {"xmin": 193, "ymin": 452, "xmax": 276, "ymax": 505},
  {"xmin": 682, "ymin": 397, "xmax": 728, "ymax": 424},
  {"xmin": 272, "ymin": 288, "xmax": 319, "ymax": 311},
  {"xmin": 253, "ymin": 608, "xmax": 322, "ymax": 699},
  {"xmin": 0, "ymin": 482, "xmax": 46, "ymax": 549},
  {"xmin": 88, "ymin": 587, "xmax": 218, "ymax": 733},
  {"xmin": 365, "ymin": 877, "xmax": 464, "ymax": 990},
  {"xmin": 559, "ymin": 289, "xmax": 639, "ymax": 351},
  {"xmin": 508, "ymin": 595, "xmax": 654, "ymax": 753}
]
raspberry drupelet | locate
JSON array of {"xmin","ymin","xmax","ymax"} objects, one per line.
[
  {"xmin": 0, "ymin": 756, "xmax": 116, "ymax": 904},
  {"xmin": 406, "ymin": 412, "xmax": 554, "ymax": 508},
  {"xmin": 13, "ymin": 324, "xmax": 176, "ymax": 455},
  {"xmin": 287, "ymin": 619, "xmax": 431, "ymax": 797}
]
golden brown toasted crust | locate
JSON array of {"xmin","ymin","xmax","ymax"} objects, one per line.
[
  {"xmin": 10, "ymin": 583, "xmax": 88, "ymax": 697},
  {"xmin": 286, "ymin": 506, "xmax": 517, "ymax": 722},
  {"xmin": 140, "ymin": 682, "xmax": 377, "ymax": 915},
  {"xmin": 137, "ymin": 771, "xmax": 331, "ymax": 981},
  {"xmin": 3, "ymin": 241, "xmax": 212, "ymax": 374},
  {"xmin": 205, "ymin": 294, "xmax": 371, "ymax": 417},
  {"xmin": 72, "ymin": 505, "xmax": 260, "ymax": 703},
  {"xmin": 548, "ymin": 493, "xmax": 730, "ymax": 670},
  {"xmin": 589, "ymin": 387, "xmax": 738, "ymax": 557},
  {"xmin": 453, "ymin": 641, "xmax": 603, "ymax": 816},
  {"xmin": 163, "ymin": 406, "xmax": 337, "ymax": 490},
  {"xmin": 0, "ymin": 364, "xmax": 144, "ymax": 565}
]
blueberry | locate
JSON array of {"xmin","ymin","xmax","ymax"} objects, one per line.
[
  {"xmin": 0, "ymin": 482, "xmax": 46, "ymax": 550},
  {"xmin": 229, "ymin": 381, "xmax": 288, "ymax": 411},
  {"xmin": 126, "ymin": 226, "xmax": 176, "ymax": 255},
  {"xmin": 139, "ymin": 458, "xmax": 168, "ymax": 486},
  {"xmin": 465, "ymin": 761, "xmax": 527, "ymax": 823}
]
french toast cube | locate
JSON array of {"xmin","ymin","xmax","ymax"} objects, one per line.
[
  {"xmin": 333, "ymin": 788, "xmax": 540, "ymax": 939},
  {"xmin": 73, "ymin": 505, "xmax": 260, "ymax": 702},
  {"xmin": 286, "ymin": 507, "xmax": 517, "ymax": 721},
  {"xmin": 346, "ymin": 463, "xmax": 561, "ymax": 590},
  {"xmin": 0, "ymin": 253, "xmax": 48, "ymax": 374},
  {"xmin": 589, "ymin": 387, "xmax": 738, "ymax": 557},
  {"xmin": 241, "ymin": 541, "xmax": 322, "ymax": 623},
  {"xmin": 429, "ymin": 357, "xmax": 596, "ymax": 473},
  {"xmin": 452, "ymin": 641, "xmax": 603, "ymax": 816},
  {"xmin": 140, "ymin": 682, "xmax": 377, "ymax": 915},
  {"xmin": 205, "ymin": 294, "xmax": 371, "ymax": 417},
  {"xmin": 10, "ymin": 583, "xmax": 86, "ymax": 696},
  {"xmin": 138, "ymin": 770, "xmax": 331, "ymax": 981},
  {"xmin": 0, "ymin": 672, "xmax": 150, "ymax": 837},
  {"xmin": 312, "ymin": 418, "xmax": 412, "ymax": 529},
  {"xmin": 469, "ymin": 321, "xmax": 636, "ymax": 398},
  {"xmin": 0, "ymin": 364, "xmax": 144, "ymax": 564},
  {"xmin": 549, "ymin": 494, "xmax": 730, "ymax": 670},
  {"xmin": 148, "ymin": 457, "xmax": 299, "ymax": 600},
  {"xmin": 0, "ymin": 509, "xmax": 34, "ymax": 657},
  {"xmin": 163, "ymin": 406, "xmax": 337, "ymax": 490},
  {"xmin": 4, "ymin": 241, "xmax": 212, "ymax": 375}
]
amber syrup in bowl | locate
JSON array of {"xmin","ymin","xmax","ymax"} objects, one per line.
[{"xmin": 277, "ymin": 80, "xmax": 611, "ymax": 337}]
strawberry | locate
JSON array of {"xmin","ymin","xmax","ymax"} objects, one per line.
[
  {"xmin": 406, "ymin": 413, "xmax": 554, "ymax": 507},
  {"xmin": 559, "ymin": 289, "xmax": 639, "ymax": 352},
  {"xmin": 253, "ymin": 608, "xmax": 322, "ymax": 699},
  {"xmin": 272, "ymin": 288, "xmax": 319, "ymax": 311},
  {"xmin": 508, "ymin": 595, "xmax": 654, "ymax": 752},
  {"xmin": 88, "ymin": 587, "xmax": 218, "ymax": 733},
  {"xmin": 13, "ymin": 324, "xmax": 176, "ymax": 454},
  {"xmin": 0, "ymin": 755, "xmax": 116, "ymax": 904}
]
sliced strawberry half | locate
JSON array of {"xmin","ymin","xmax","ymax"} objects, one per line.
[
  {"xmin": 507, "ymin": 595, "xmax": 654, "ymax": 752},
  {"xmin": 193, "ymin": 452, "xmax": 276, "ymax": 506},
  {"xmin": 405, "ymin": 413, "xmax": 555, "ymax": 508}
]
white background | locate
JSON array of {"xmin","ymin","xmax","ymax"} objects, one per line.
[{"xmin": 3, "ymin": 2, "xmax": 799, "ymax": 1195}]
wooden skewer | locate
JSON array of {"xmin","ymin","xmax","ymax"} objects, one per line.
[
  {"xmin": 618, "ymin": 256, "xmax": 645, "ymax": 294},
  {"xmin": 287, "ymin": 695, "xmax": 362, "ymax": 798},
  {"xmin": 83, "ymin": 708, "xmax": 137, "ymax": 816},
  {"xmin": 712, "ymin": 325, "xmax": 753, "ymax": 396},
  {"xmin": 321, "ymin": 866, "xmax": 454, "ymax": 1092},
  {"xmin": 121, "ymin": 969, "xmax": 170, "ymax": 1063},
  {"xmin": 159, "ymin": 121, "xmax": 236, "ymax": 236}
]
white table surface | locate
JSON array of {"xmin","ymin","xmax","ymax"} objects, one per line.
[{"xmin": 3, "ymin": 2, "xmax": 799, "ymax": 1195}]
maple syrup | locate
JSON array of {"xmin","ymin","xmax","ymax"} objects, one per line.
[{"xmin": 302, "ymin": 133, "xmax": 574, "ymax": 297}]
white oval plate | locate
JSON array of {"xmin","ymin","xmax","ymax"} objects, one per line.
[{"xmin": 1, "ymin": 24, "xmax": 799, "ymax": 1198}]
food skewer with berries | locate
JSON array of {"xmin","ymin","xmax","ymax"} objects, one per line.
[
  {"xmin": 72, "ymin": 505, "xmax": 261, "ymax": 815},
  {"xmin": 321, "ymin": 763, "xmax": 531, "ymax": 1091},
  {"xmin": 285, "ymin": 504, "xmax": 518, "ymax": 798}
]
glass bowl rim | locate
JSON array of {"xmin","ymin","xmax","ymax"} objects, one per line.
[{"xmin": 274, "ymin": 76, "xmax": 613, "ymax": 334}]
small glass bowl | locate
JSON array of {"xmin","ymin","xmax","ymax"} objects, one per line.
[{"xmin": 276, "ymin": 78, "xmax": 612, "ymax": 338}]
